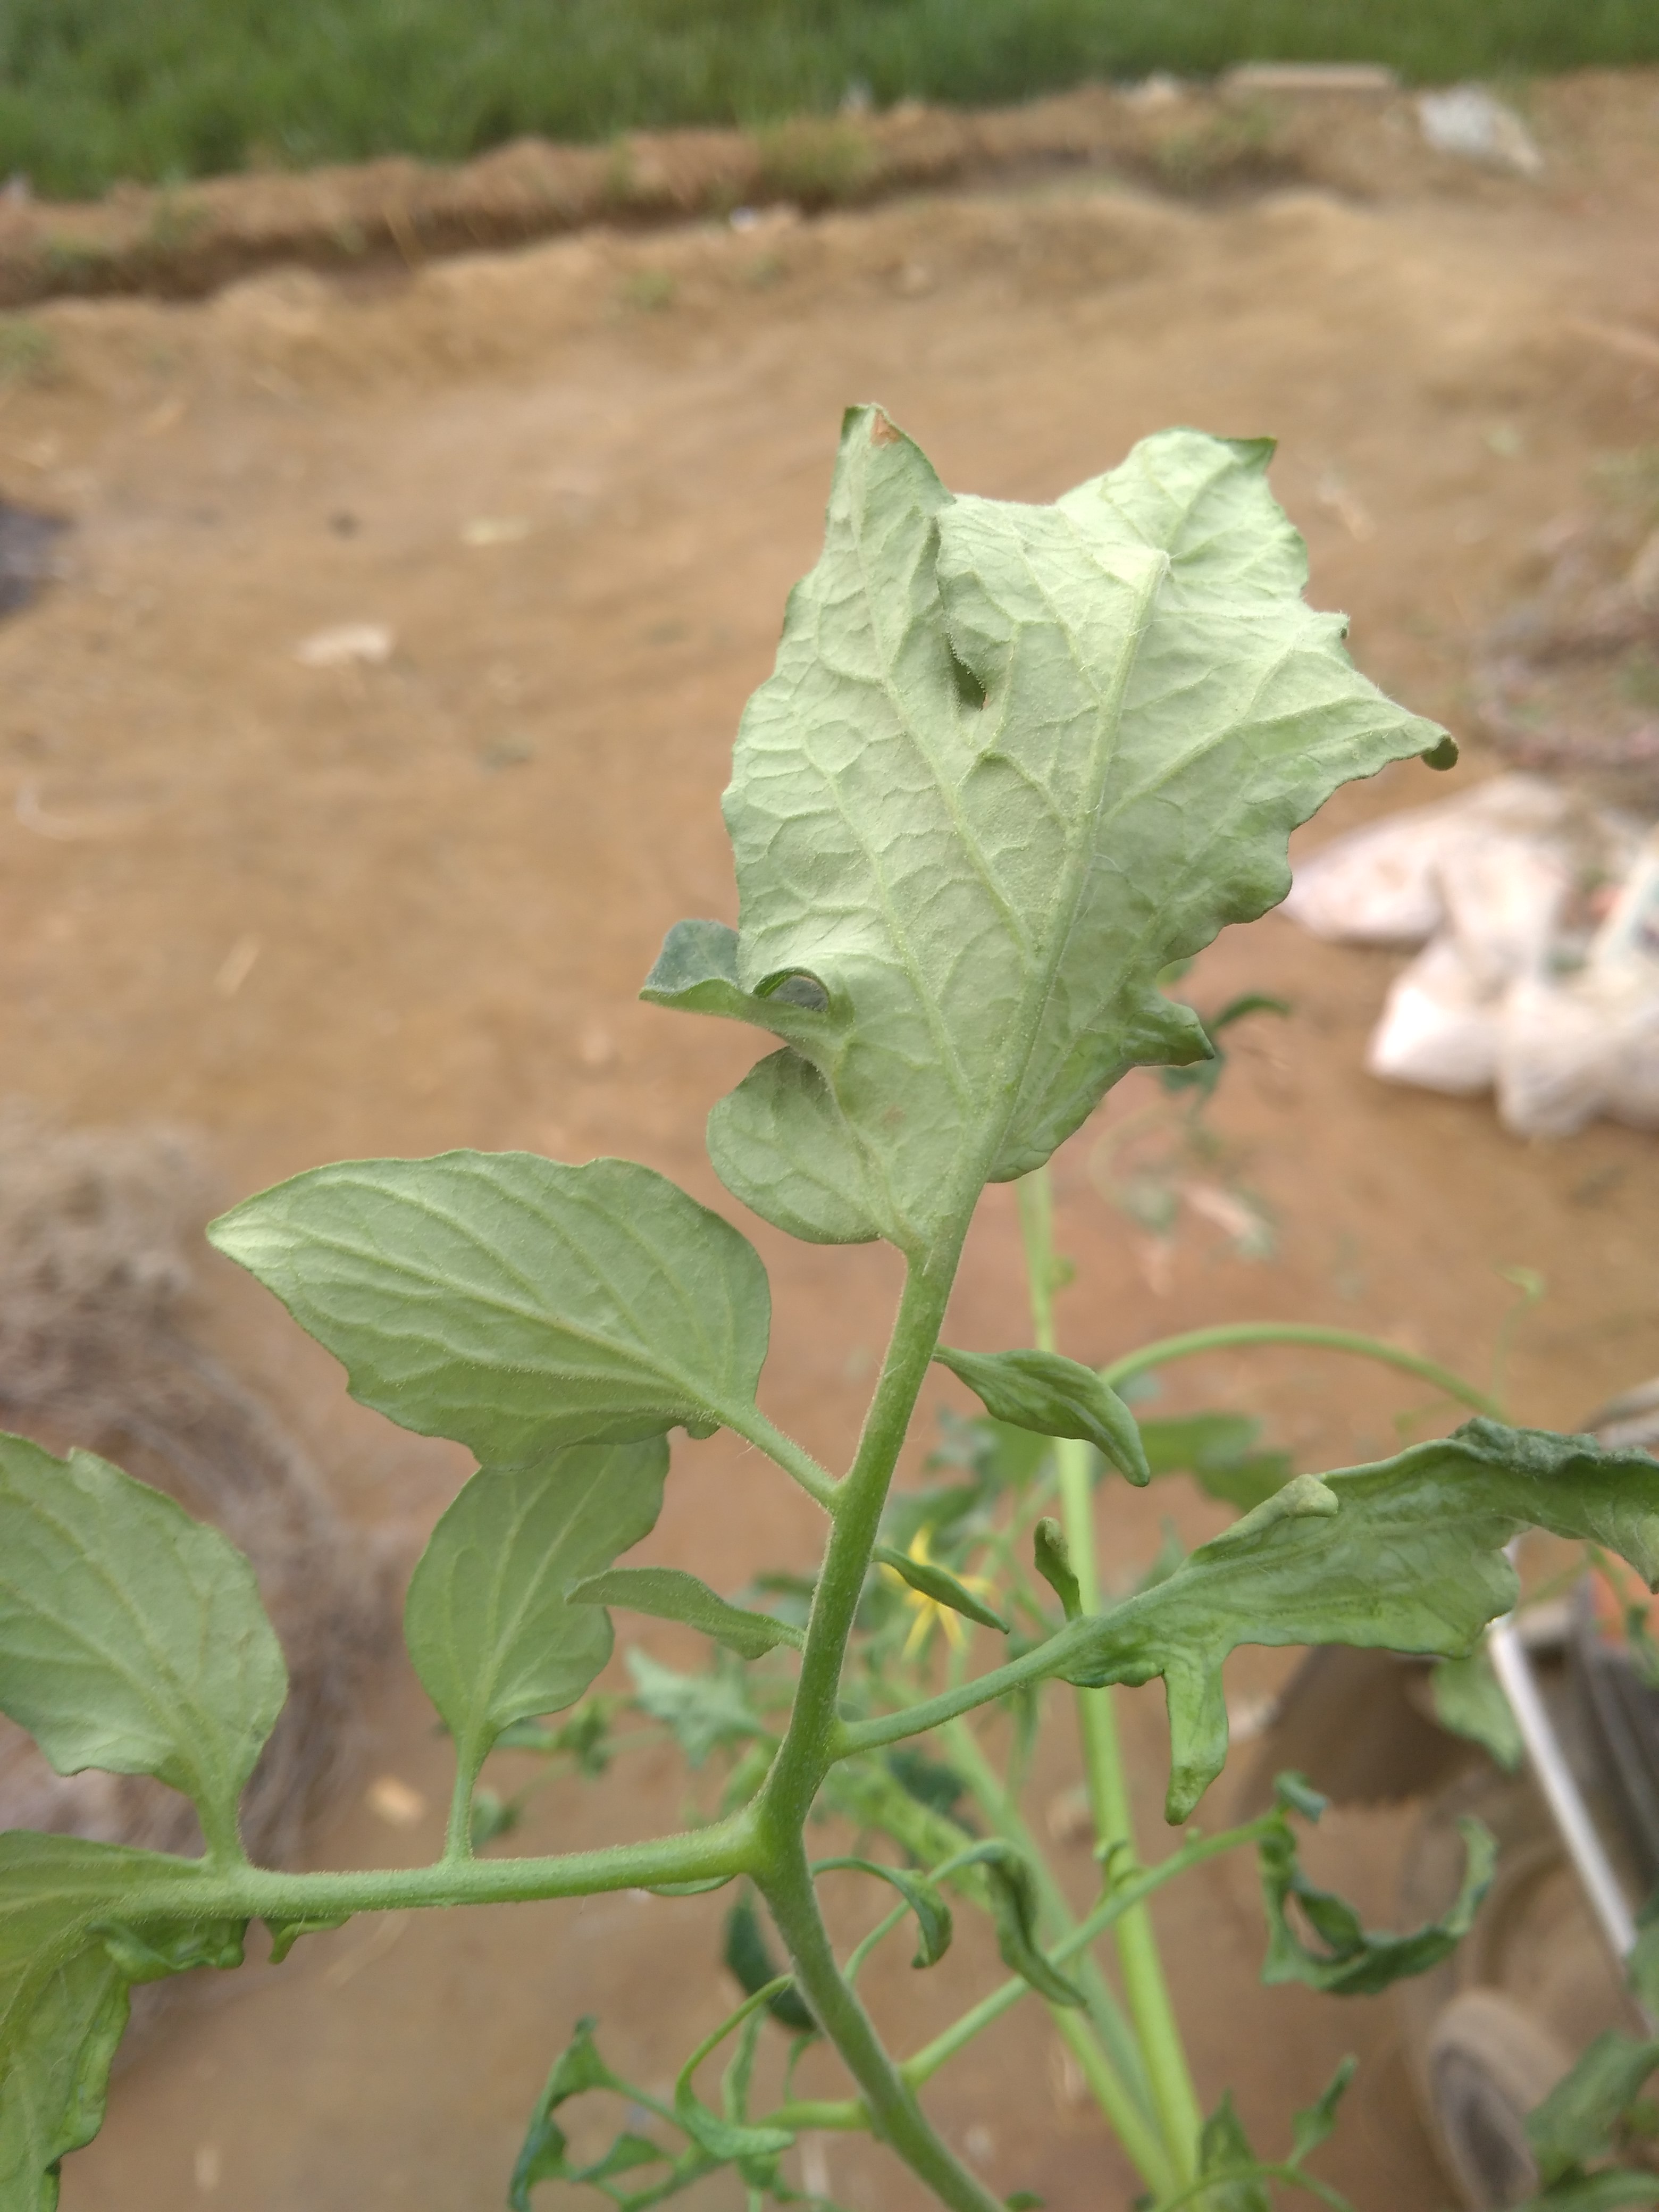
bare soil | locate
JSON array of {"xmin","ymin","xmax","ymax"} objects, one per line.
[{"xmin": 2, "ymin": 83, "xmax": 1659, "ymax": 2210}]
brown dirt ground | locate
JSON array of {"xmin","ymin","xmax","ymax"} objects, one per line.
[{"xmin": 2, "ymin": 86, "xmax": 1659, "ymax": 2212}]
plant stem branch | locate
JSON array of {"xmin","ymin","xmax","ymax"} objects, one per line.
[
  {"xmin": 762, "ymin": 1840, "xmax": 1006, "ymax": 2212},
  {"xmin": 1019, "ymin": 1165, "xmax": 1203, "ymax": 2181},
  {"xmin": 1101, "ymin": 1323, "xmax": 1499, "ymax": 1419},
  {"xmin": 111, "ymin": 1811, "xmax": 759, "ymax": 1927},
  {"xmin": 724, "ymin": 1404, "xmax": 841, "ymax": 1513}
]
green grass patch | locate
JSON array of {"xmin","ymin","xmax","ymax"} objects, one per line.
[{"xmin": 3, "ymin": 0, "xmax": 1658, "ymax": 199}]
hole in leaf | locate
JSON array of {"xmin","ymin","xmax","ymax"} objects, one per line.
[{"xmin": 949, "ymin": 644, "xmax": 986, "ymax": 711}]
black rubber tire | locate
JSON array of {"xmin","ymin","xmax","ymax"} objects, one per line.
[{"xmin": 1425, "ymin": 1987, "xmax": 1576, "ymax": 2209}]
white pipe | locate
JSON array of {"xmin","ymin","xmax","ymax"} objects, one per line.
[{"xmin": 1487, "ymin": 1612, "xmax": 1639, "ymax": 1966}]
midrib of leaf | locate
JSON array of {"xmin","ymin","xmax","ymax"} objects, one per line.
[
  {"xmin": 290, "ymin": 1188, "xmax": 743, "ymax": 1421},
  {"xmin": 962, "ymin": 540, "xmax": 1169, "ymax": 1230},
  {"xmin": 450, "ymin": 1471, "xmax": 602, "ymax": 1759}
]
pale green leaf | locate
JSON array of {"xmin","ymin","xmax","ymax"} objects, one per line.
[
  {"xmin": 1061, "ymin": 1420, "xmax": 1659, "ymax": 1819},
  {"xmin": 209, "ymin": 1153, "xmax": 771, "ymax": 1456},
  {"xmin": 0, "ymin": 1832, "xmax": 245, "ymax": 2212},
  {"xmin": 405, "ymin": 1440, "xmax": 667, "ymax": 1775},
  {"xmin": 568, "ymin": 1568, "xmax": 802, "ymax": 1659},
  {"xmin": 647, "ymin": 408, "xmax": 1447, "ymax": 1256},
  {"xmin": 0, "ymin": 1434, "xmax": 287, "ymax": 1848},
  {"xmin": 933, "ymin": 1347, "xmax": 1149, "ymax": 1482}
]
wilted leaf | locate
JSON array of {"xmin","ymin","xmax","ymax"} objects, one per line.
[
  {"xmin": 647, "ymin": 409, "xmax": 1446, "ymax": 1256},
  {"xmin": 1060, "ymin": 1421, "xmax": 1659, "ymax": 1818},
  {"xmin": 1260, "ymin": 1809, "xmax": 1494, "ymax": 1997},
  {"xmin": 210, "ymin": 1153, "xmax": 772, "ymax": 1456},
  {"xmin": 954, "ymin": 1840, "xmax": 1083, "ymax": 2008},
  {"xmin": 0, "ymin": 1434, "xmax": 287, "ymax": 1849},
  {"xmin": 933, "ymin": 1348, "xmax": 1149, "ymax": 1484},
  {"xmin": 405, "ymin": 1440, "xmax": 668, "ymax": 1779},
  {"xmin": 570, "ymin": 1568, "xmax": 802, "ymax": 1660},
  {"xmin": 814, "ymin": 1857, "xmax": 952, "ymax": 1968}
]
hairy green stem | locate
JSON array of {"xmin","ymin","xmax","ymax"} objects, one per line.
[
  {"xmin": 99, "ymin": 1811, "xmax": 759, "ymax": 1927},
  {"xmin": 749, "ymin": 1249, "xmax": 1013, "ymax": 2212},
  {"xmin": 1102, "ymin": 1323, "xmax": 1499, "ymax": 1419},
  {"xmin": 723, "ymin": 1404, "xmax": 841, "ymax": 1514},
  {"xmin": 764, "ymin": 1840, "xmax": 1006, "ymax": 2212},
  {"xmin": 1019, "ymin": 1167, "xmax": 1204, "ymax": 2182}
]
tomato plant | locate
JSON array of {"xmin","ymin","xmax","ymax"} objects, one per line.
[{"xmin": 5, "ymin": 406, "xmax": 1658, "ymax": 2212}]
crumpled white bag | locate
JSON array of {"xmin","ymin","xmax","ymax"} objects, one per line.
[{"xmin": 1285, "ymin": 775, "xmax": 1658, "ymax": 1137}]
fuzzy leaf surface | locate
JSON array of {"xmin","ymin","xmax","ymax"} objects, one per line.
[
  {"xmin": 210, "ymin": 1153, "xmax": 770, "ymax": 1456},
  {"xmin": 933, "ymin": 1348, "xmax": 1149, "ymax": 1484},
  {"xmin": 647, "ymin": 407, "xmax": 1446, "ymax": 1255},
  {"xmin": 0, "ymin": 1435, "xmax": 286, "ymax": 1845},
  {"xmin": 406, "ymin": 1439, "xmax": 667, "ymax": 1773},
  {"xmin": 0, "ymin": 1833, "xmax": 244, "ymax": 2212},
  {"xmin": 569, "ymin": 1568, "xmax": 802, "ymax": 1659},
  {"xmin": 1060, "ymin": 1420, "xmax": 1659, "ymax": 1819}
]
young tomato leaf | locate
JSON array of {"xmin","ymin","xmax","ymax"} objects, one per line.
[
  {"xmin": 405, "ymin": 1440, "xmax": 668, "ymax": 1777},
  {"xmin": 647, "ymin": 408, "xmax": 1448, "ymax": 1258},
  {"xmin": 1197, "ymin": 2093, "xmax": 1273, "ymax": 2212},
  {"xmin": 932, "ymin": 1347, "xmax": 1150, "ymax": 1485},
  {"xmin": 873, "ymin": 1544, "xmax": 1010, "ymax": 1635},
  {"xmin": 1032, "ymin": 1518, "xmax": 1082, "ymax": 1621},
  {"xmin": 0, "ymin": 1434, "xmax": 287, "ymax": 1851},
  {"xmin": 1260, "ymin": 1808, "xmax": 1495, "ymax": 1996},
  {"xmin": 1061, "ymin": 1420, "xmax": 1659, "ymax": 1819},
  {"xmin": 1529, "ymin": 2033, "xmax": 1659, "ymax": 2186},
  {"xmin": 568, "ymin": 1567, "xmax": 803, "ymax": 1659},
  {"xmin": 625, "ymin": 1650, "xmax": 763, "ymax": 1769},
  {"xmin": 1290, "ymin": 2056, "xmax": 1356, "ymax": 2164},
  {"xmin": 0, "ymin": 1833, "xmax": 245, "ymax": 2211},
  {"xmin": 208, "ymin": 1153, "xmax": 771, "ymax": 1456},
  {"xmin": 953, "ymin": 1840, "xmax": 1084, "ymax": 2008},
  {"xmin": 814, "ymin": 1857, "xmax": 953, "ymax": 1968}
]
